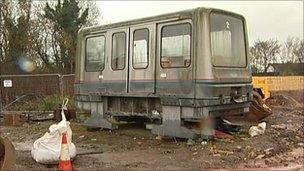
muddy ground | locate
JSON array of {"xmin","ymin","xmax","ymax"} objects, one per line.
[{"xmin": 1, "ymin": 91, "xmax": 303, "ymax": 170}]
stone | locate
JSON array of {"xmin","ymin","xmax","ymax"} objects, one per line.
[
  {"xmin": 271, "ymin": 124, "xmax": 287, "ymax": 129},
  {"xmin": 297, "ymin": 142, "xmax": 304, "ymax": 147},
  {"xmin": 187, "ymin": 139, "xmax": 195, "ymax": 146},
  {"xmin": 155, "ymin": 135, "xmax": 162, "ymax": 140},
  {"xmin": 255, "ymin": 154, "xmax": 265, "ymax": 159},
  {"xmin": 201, "ymin": 141, "xmax": 207, "ymax": 146}
]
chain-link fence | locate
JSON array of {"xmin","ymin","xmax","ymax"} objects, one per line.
[{"xmin": 0, "ymin": 74, "xmax": 75, "ymax": 106}]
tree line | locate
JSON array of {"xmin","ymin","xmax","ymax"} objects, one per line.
[
  {"xmin": 0, "ymin": 0, "xmax": 100, "ymax": 74},
  {"xmin": 250, "ymin": 37, "xmax": 303, "ymax": 73}
]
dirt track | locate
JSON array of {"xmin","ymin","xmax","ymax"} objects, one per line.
[{"xmin": 1, "ymin": 92, "xmax": 303, "ymax": 170}]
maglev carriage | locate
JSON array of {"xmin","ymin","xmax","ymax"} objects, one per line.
[{"xmin": 75, "ymin": 7, "xmax": 252, "ymax": 138}]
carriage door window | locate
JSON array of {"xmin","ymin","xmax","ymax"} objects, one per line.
[
  {"xmin": 85, "ymin": 36, "xmax": 105, "ymax": 72},
  {"xmin": 161, "ymin": 23, "xmax": 191, "ymax": 68},
  {"xmin": 111, "ymin": 32, "xmax": 126, "ymax": 70},
  {"xmin": 133, "ymin": 29, "xmax": 149, "ymax": 69}
]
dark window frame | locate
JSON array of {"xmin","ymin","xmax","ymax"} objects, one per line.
[
  {"xmin": 160, "ymin": 22, "xmax": 192, "ymax": 69},
  {"xmin": 111, "ymin": 31, "xmax": 127, "ymax": 71},
  {"xmin": 85, "ymin": 35, "xmax": 106, "ymax": 72},
  {"xmin": 209, "ymin": 10, "xmax": 248, "ymax": 68},
  {"xmin": 132, "ymin": 28, "xmax": 150, "ymax": 69}
]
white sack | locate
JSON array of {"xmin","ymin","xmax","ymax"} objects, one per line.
[{"xmin": 31, "ymin": 109, "xmax": 77, "ymax": 164}]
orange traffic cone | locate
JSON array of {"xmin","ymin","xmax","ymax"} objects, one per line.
[{"xmin": 58, "ymin": 132, "xmax": 73, "ymax": 171}]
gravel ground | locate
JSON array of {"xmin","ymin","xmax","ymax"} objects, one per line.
[{"xmin": 1, "ymin": 91, "xmax": 303, "ymax": 170}]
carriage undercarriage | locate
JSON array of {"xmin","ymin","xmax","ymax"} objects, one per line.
[{"xmin": 76, "ymin": 95, "xmax": 261, "ymax": 139}]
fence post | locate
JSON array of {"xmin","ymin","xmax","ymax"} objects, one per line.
[
  {"xmin": 61, "ymin": 74, "xmax": 75, "ymax": 97},
  {"xmin": 59, "ymin": 74, "xmax": 64, "ymax": 98}
]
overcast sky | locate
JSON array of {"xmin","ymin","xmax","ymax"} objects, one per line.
[{"xmin": 96, "ymin": 1, "xmax": 303, "ymax": 45}]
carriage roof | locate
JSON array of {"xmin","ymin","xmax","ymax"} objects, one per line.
[{"xmin": 80, "ymin": 7, "xmax": 244, "ymax": 34}]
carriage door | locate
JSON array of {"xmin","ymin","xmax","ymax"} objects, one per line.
[
  {"xmin": 155, "ymin": 20, "xmax": 194, "ymax": 96},
  {"xmin": 102, "ymin": 28, "xmax": 129, "ymax": 93},
  {"xmin": 128, "ymin": 24, "xmax": 155, "ymax": 94}
]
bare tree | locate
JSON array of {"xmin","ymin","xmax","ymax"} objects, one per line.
[
  {"xmin": 280, "ymin": 37, "xmax": 304, "ymax": 63},
  {"xmin": 0, "ymin": 0, "xmax": 101, "ymax": 73},
  {"xmin": 292, "ymin": 38, "xmax": 304, "ymax": 63},
  {"xmin": 281, "ymin": 36, "xmax": 295, "ymax": 63},
  {"xmin": 0, "ymin": 0, "xmax": 11, "ymax": 63},
  {"xmin": 79, "ymin": 0, "xmax": 101, "ymax": 26},
  {"xmin": 0, "ymin": 1, "xmax": 3, "ymax": 62},
  {"xmin": 0, "ymin": 0, "xmax": 32, "ymax": 61},
  {"xmin": 250, "ymin": 39, "xmax": 281, "ymax": 73},
  {"xmin": 27, "ymin": 2, "xmax": 56, "ymax": 72},
  {"xmin": 29, "ymin": 0, "xmax": 101, "ymax": 73}
]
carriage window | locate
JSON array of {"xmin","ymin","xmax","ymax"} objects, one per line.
[
  {"xmin": 111, "ymin": 32, "xmax": 126, "ymax": 70},
  {"xmin": 210, "ymin": 13, "xmax": 246, "ymax": 67},
  {"xmin": 161, "ymin": 23, "xmax": 191, "ymax": 68},
  {"xmin": 133, "ymin": 29, "xmax": 149, "ymax": 69},
  {"xmin": 85, "ymin": 36, "xmax": 105, "ymax": 72}
]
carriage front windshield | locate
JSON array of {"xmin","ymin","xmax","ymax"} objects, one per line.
[{"xmin": 210, "ymin": 12, "xmax": 246, "ymax": 67}]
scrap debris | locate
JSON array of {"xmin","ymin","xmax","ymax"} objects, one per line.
[{"xmin": 249, "ymin": 122, "xmax": 267, "ymax": 137}]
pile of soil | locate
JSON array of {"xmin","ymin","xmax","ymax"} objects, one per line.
[{"xmin": 266, "ymin": 93, "xmax": 302, "ymax": 108}]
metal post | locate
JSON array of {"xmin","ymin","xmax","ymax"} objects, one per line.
[
  {"xmin": 59, "ymin": 74, "xmax": 63, "ymax": 98},
  {"xmin": 0, "ymin": 64, "xmax": 2, "ymax": 112}
]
